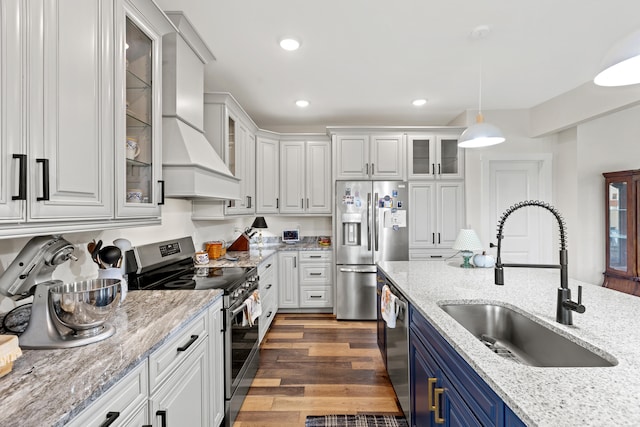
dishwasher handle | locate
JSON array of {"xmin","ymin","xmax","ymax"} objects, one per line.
[{"xmin": 339, "ymin": 267, "xmax": 377, "ymax": 274}]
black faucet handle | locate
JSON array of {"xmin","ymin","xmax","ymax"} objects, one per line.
[{"xmin": 577, "ymin": 285, "xmax": 582, "ymax": 305}]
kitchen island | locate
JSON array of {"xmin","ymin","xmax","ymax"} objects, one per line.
[
  {"xmin": 377, "ymin": 260, "xmax": 640, "ymax": 426},
  {"xmin": 0, "ymin": 288, "xmax": 222, "ymax": 426}
]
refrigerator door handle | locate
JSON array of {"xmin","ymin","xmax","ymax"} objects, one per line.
[
  {"xmin": 367, "ymin": 192, "xmax": 372, "ymax": 251},
  {"xmin": 374, "ymin": 192, "xmax": 379, "ymax": 252}
]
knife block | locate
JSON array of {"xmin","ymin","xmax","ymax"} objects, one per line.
[{"xmin": 228, "ymin": 233, "xmax": 250, "ymax": 251}]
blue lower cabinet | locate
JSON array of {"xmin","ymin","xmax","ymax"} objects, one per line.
[
  {"xmin": 411, "ymin": 330, "xmax": 482, "ymax": 426},
  {"xmin": 505, "ymin": 406, "xmax": 527, "ymax": 427},
  {"xmin": 409, "ymin": 305, "xmax": 526, "ymax": 427}
]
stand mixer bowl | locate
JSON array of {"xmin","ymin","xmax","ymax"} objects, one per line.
[{"xmin": 49, "ymin": 279, "xmax": 120, "ymax": 335}]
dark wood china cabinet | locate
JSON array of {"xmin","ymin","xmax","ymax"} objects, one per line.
[{"xmin": 603, "ymin": 170, "xmax": 640, "ymax": 296}]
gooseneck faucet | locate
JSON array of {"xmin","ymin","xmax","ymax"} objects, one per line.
[{"xmin": 493, "ymin": 200, "xmax": 585, "ymax": 325}]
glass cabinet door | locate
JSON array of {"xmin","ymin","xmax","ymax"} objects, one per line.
[
  {"xmin": 607, "ymin": 180, "xmax": 629, "ymax": 273},
  {"xmin": 125, "ymin": 17, "xmax": 154, "ymax": 205}
]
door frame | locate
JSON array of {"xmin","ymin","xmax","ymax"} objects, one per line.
[{"xmin": 480, "ymin": 153, "xmax": 553, "ymax": 263}]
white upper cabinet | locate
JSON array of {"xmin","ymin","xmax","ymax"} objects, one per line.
[
  {"xmin": 202, "ymin": 93, "xmax": 257, "ymax": 216},
  {"xmin": 407, "ymin": 133, "xmax": 464, "ymax": 180},
  {"xmin": 279, "ymin": 139, "xmax": 331, "ymax": 214},
  {"xmin": 256, "ymin": 135, "xmax": 280, "ymax": 214},
  {"xmin": 28, "ymin": 0, "xmax": 114, "ymax": 221},
  {"xmin": 306, "ymin": 140, "xmax": 332, "ymax": 214},
  {"xmin": 0, "ymin": 0, "xmax": 171, "ymax": 237},
  {"xmin": 116, "ymin": 0, "xmax": 173, "ymax": 218},
  {"xmin": 334, "ymin": 133, "xmax": 404, "ymax": 180},
  {"xmin": 0, "ymin": 0, "xmax": 25, "ymax": 222}
]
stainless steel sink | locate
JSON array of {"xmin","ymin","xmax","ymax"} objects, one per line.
[{"xmin": 439, "ymin": 303, "xmax": 616, "ymax": 367}]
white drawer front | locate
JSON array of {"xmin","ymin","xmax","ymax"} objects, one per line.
[
  {"xmin": 299, "ymin": 251, "xmax": 331, "ymax": 262},
  {"xmin": 300, "ymin": 286, "xmax": 333, "ymax": 308},
  {"xmin": 300, "ymin": 262, "xmax": 331, "ymax": 285},
  {"xmin": 67, "ymin": 360, "xmax": 148, "ymax": 427},
  {"xmin": 258, "ymin": 259, "xmax": 277, "ymax": 276},
  {"xmin": 149, "ymin": 312, "xmax": 209, "ymax": 393}
]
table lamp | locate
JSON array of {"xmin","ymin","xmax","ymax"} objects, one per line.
[{"xmin": 452, "ymin": 229, "xmax": 484, "ymax": 268}]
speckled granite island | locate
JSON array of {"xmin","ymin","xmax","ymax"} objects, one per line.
[
  {"xmin": 377, "ymin": 260, "xmax": 640, "ymax": 427},
  {"xmin": 0, "ymin": 289, "xmax": 222, "ymax": 426}
]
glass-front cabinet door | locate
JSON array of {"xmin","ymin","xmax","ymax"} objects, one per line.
[
  {"xmin": 603, "ymin": 170, "xmax": 639, "ymax": 296},
  {"xmin": 407, "ymin": 134, "xmax": 464, "ymax": 180},
  {"xmin": 115, "ymin": 1, "xmax": 173, "ymax": 218},
  {"xmin": 607, "ymin": 179, "xmax": 629, "ymax": 273}
]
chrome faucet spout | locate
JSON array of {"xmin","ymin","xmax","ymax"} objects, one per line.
[{"xmin": 493, "ymin": 200, "xmax": 584, "ymax": 325}]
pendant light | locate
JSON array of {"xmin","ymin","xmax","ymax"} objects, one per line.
[
  {"xmin": 459, "ymin": 26, "xmax": 505, "ymax": 148},
  {"xmin": 594, "ymin": 29, "xmax": 640, "ymax": 87}
]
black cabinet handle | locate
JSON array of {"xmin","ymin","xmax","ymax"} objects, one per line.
[
  {"xmin": 438, "ymin": 163, "xmax": 441, "ymax": 175},
  {"xmin": 310, "ymin": 272, "xmax": 322, "ymax": 276},
  {"xmin": 266, "ymin": 310, "xmax": 273, "ymax": 318},
  {"xmin": 430, "ymin": 255, "xmax": 443, "ymax": 259},
  {"xmin": 36, "ymin": 158, "xmax": 49, "ymax": 201},
  {"xmin": 310, "ymin": 255, "xmax": 321, "ymax": 258},
  {"xmin": 156, "ymin": 410, "xmax": 167, "ymax": 427},
  {"xmin": 12, "ymin": 154, "xmax": 26, "ymax": 200},
  {"xmin": 438, "ymin": 233, "xmax": 441, "ymax": 244},
  {"xmin": 265, "ymin": 263, "xmax": 272, "ymax": 269},
  {"xmin": 431, "ymin": 163, "xmax": 435, "ymax": 175},
  {"xmin": 432, "ymin": 233, "xmax": 435, "ymax": 244},
  {"xmin": 294, "ymin": 256, "xmax": 296, "ymax": 268},
  {"xmin": 158, "ymin": 180, "xmax": 165, "ymax": 205},
  {"xmin": 247, "ymin": 196, "xmax": 252, "ymax": 208},
  {"xmin": 177, "ymin": 335, "xmax": 198, "ymax": 352},
  {"xmin": 99, "ymin": 411, "xmax": 120, "ymax": 427},
  {"xmin": 276, "ymin": 197, "xmax": 279, "ymax": 209},
  {"xmin": 266, "ymin": 284, "xmax": 272, "ymax": 289},
  {"xmin": 310, "ymin": 295, "xmax": 322, "ymax": 298}
]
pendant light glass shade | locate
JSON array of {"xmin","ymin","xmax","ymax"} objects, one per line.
[
  {"xmin": 458, "ymin": 113, "xmax": 505, "ymax": 148},
  {"xmin": 594, "ymin": 29, "xmax": 640, "ymax": 87}
]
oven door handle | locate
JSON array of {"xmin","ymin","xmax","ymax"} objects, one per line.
[{"xmin": 231, "ymin": 304, "xmax": 247, "ymax": 318}]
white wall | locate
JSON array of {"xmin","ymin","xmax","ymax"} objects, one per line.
[
  {"xmin": 0, "ymin": 198, "xmax": 330, "ymax": 286},
  {"xmin": 564, "ymin": 104, "xmax": 640, "ymax": 284},
  {"xmin": 463, "ymin": 110, "xmax": 556, "ymax": 253}
]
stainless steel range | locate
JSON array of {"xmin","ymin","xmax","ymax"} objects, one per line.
[{"xmin": 126, "ymin": 236, "xmax": 260, "ymax": 427}]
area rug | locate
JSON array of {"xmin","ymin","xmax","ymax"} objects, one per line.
[{"xmin": 305, "ymin": 414, "xmax": 409, "ymax": 427}]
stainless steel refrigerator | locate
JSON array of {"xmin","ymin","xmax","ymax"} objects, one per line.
[{"xmin": 335, "ymin": 180, "xmax": 409, "ymax": 320}]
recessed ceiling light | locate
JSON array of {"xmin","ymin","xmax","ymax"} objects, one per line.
[
  {"xmin": 296, "ymin": 100, "xmax": 309, "ymax": 108},
  {"xmin": 412, "ymin": 99, "xmax": 427, "ymax": 107},
  {"xmin": 280, "ymin": 38, "xmax": 300, "ymax": 51}
]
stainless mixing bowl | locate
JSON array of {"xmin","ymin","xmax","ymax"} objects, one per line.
[{"xmin": 49, "ymin": 279, "xmax": 120, "ymax": 332}]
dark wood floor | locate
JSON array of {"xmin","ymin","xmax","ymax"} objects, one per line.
[{"xmin": 234, "ymin": 313, "xmax": 403, "ymax": 426}]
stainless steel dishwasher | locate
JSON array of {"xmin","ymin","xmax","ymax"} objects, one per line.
[{"xmin": 384, "ymin": 280, "xmax": 410, "ymax": 424}]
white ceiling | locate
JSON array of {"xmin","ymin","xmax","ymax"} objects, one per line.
[{"xmin": 157, "ymin": 0, "xmax": 640, "ymax": 132}]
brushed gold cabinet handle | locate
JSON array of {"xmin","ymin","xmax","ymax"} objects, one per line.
[
  {"xmin": 434, "ymin": 387, "xmax": 445, "ymax": 424},
  {"xmin": 428, "ymin": 377, "xmax": 437, "ymax": 411}
]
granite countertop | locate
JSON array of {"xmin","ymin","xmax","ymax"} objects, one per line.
[
  {"xmin": 0, "ymin": 289, "xmax": 223, "ymax": 427},
  {"xmin": 377, "ymin": 260, "xmax": 640, "ymax": 427},
  {"xmin": 202, "ymin": 241, "xmax": 331, "ymax": 268}
]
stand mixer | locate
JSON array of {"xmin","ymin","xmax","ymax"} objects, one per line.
[{"xmin": 0, "ymin": 235, "xmax": 119, "ymax": 349}]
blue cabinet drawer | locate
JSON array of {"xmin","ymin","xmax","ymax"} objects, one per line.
[{"xmin": 410, "ymin": 306, "xmax": 504, "ymax": 426}]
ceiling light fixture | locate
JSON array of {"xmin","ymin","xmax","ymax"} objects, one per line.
[
  {"xmin": 594, "ymin": 29, "xmax": 640, "ymax": 86},
  {"xmin": 279, "ymin": 38, "xmax": 300, "ymax": 51},
  {"xmin": 459, "ymin": 25, "xmax": 505, "ymax": 148},
  {"xmin": 412, "ymin": 99, "xmax": 427, "ymax": 106},
  {"xmin": 296, "ymin": 100, "xmax": 309, "ymax": 108}
]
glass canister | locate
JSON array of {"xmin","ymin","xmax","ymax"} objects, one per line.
[{"xmin": 206, "ymin": 241, "xmax": 225, "ymax": 259}]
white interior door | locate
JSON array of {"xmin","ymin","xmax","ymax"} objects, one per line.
[{"xmin": 483, "ymin": 156, "xmax": 552, "ymax": 264}]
